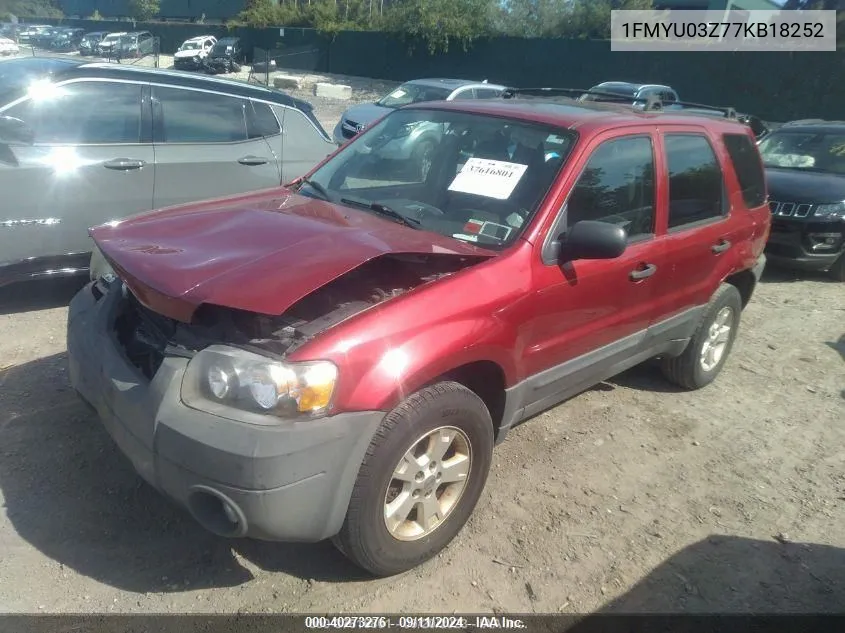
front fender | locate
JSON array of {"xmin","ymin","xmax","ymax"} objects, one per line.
[{"xmin": 341, "ymin": 318, "xmax": 518, "ymax": 413}]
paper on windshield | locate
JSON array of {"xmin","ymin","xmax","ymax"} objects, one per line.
[
  {"xmin": 389, "ymin": 88, "xmax": 407, "ymax": 98},
  {"xmin": 448, "ymin": 158, "xmax": 528, "ymax": 200}
]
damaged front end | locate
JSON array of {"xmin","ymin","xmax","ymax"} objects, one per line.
[{"xmin": 107, "ymin": 253, "xmax": 483, "ymax": 381}]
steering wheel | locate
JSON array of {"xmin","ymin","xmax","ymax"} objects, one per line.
[{"xmin": 405, "ymin": 201, "xmax": 445, "ymax": 218}]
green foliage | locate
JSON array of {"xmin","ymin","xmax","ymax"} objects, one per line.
[
  {"xmin": 381, "ymin": 0, "xmax": 495, "ymax": 54},
  {"xmin": 128, "ymin": 0, "xmax": 160, "ymax": 21},
  {"xmin": 495, "ymin": 0, "xmax": 654, "ymax": 39},
  {"xmin": 90, "ymin": 9, "xmax": 102, "ymax": 19},
  {"xmin": 0, "ymin": 0, "xmax": 62, "ymax": 18}
]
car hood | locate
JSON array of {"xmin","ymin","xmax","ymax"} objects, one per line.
[
  {"xmin": 174, "ymin": 49, "xmax": 202, "ymax": 58},
  {"xmin": 341, "ymin": 102, "xmax": 391, "ymax": 127},
  {"xmin": 765, "ymin": 167, "xmax": 845, "ymax": 203},
  {"xmin": 91, "ymin": 189, "xmax": 494, "ymax": 322}
]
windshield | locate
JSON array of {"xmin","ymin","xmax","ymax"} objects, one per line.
[
  {"xmin": 298, "ymin": 109, "xmax": 574, "ymax": 250},
  {"xmin": 758, "ymin": 130, "xmax": 845, "ymax": 174},
  {"xmin": 377, "ymin": 83, "xmax": 454, "ymax": 109},
  {"xmin": 180, "ymin": 41, "xmax": 200, "ymax": 50}
]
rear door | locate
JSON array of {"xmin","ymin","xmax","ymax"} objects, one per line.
[
  {"xmin": 652, "ymin": 125, "xmax": 751, "ymax": 319},
  {"xmin": 277, "ymin": 105, "xmax": 339, "ymax": 183},
  {"xmin": 150, "ymin": 84, "xmax": 281, "ymax": 208},
  {"xmin": 0, "ymin": 78, "xmax": 154, "ymax": 268}
]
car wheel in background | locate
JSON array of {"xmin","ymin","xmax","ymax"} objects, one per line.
[
  {"xmin": 660, "ymin": 283, "xmax": 743, "ymax": 390},
  {"xmin": 333, "ymin": 381, "xmax": 494, "ymax": 576},
  {"xmin": 411, "ymin": 140, "xmax": 436, "ymax": 181}
]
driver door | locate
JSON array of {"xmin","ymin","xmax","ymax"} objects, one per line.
[{"xmin": 518, "ymin": 129, "xmax": 669, "ymax": 406}]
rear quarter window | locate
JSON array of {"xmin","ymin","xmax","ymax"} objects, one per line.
[{"xmin": 722, "ymin": 133, "xmax": 766, "ymax": 208}]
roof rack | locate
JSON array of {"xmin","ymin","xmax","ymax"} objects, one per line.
[{"xmin": 501, "ymin": 86, "xmax": 738, "ymax": 120}]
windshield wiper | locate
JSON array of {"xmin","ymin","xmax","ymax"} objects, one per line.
[
  {"xmin": 299, "ymin": 177, "xmax": 332, "ymax": 201},
  {"xmin": 340, "ymin": 197, "xmax": 420, "ymax": 228}
]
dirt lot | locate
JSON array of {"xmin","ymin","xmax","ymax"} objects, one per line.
[{"xmin": 0, "ymin": 52, "xmax": 844, "ymax": 615}]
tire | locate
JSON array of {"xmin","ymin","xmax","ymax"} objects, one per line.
[
  {"xmin": 660, "ymin": 283, "xmax": 743, "ymax": 390},
  {"xmin": 828, "ymin": 252, "xmax": 845, "ymax": 282},
  {"xmin": 334, "ymin": 381, "xmax": 494, "ymax": 577},
  {"xmin": 411, "ymin": 140, "xmax": 436, "ymax": 181}
]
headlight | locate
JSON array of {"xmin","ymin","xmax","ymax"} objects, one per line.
[
  {"xmin": 814, "ymin": 202, "xmax": 845, "ymax": 219},
  {"xmin": 89, "ymin": 244, "xmax": 116, "ymax": 282},
  {"xmin": 193, "ymin": 55, "xmax": 200, "ymax": 62},
  {"xmin": 181, "ymin": 345, "xmax": 338, "ymax": 422}
]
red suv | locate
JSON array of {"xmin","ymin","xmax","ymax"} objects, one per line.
[{"xmin": 67, "ymin": 95, "xmax": 770, "ymax": 576}]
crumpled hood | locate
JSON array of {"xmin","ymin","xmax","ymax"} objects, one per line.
[
  {"xmin": 174, "ymin": 49, "xmax": 202, "ymax": 59},
  {"xmin": 341, "ymin": 102, "xmax": 392, "ymax": 127},
  {"xmin": 91, "ymin": 189, "xmax": 493, "ymax": 322}
]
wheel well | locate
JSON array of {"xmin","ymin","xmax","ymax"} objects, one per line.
[
  {"xmin": 439, "ymin": 361, "xmax": 506, "ymax": 435},
  {"xmin": 724, "ymin": 269, "xmax": 756, "ymax": 308}
]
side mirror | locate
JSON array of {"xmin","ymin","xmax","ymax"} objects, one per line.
[
  {"xmin": 556, "ymin": 220, "xmax": 627, "ymax": 263},
  {"xmin": 0, "ymin": 115, "xmax": 34, "ymax": 145}
]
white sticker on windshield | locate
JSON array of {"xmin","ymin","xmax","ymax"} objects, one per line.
[
  {"xmin": 452, "ymin": 233, "xmax": 479, "ymax": 242},
  {"xmin": 448, "ymin": 158, "xmax": 528, "ymax": 200},
  {"xmin": 389, "ymin": 88, "xmax": 407, "ymax": 98}
]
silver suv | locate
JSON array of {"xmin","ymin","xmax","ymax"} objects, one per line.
[{"xmin": 0, "ymin": 57, "xmax": 338, "ymax": 287}]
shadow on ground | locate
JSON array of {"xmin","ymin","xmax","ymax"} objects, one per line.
[
  {"xmin": 0, "ymin": 353, "xmax": 369, "ymax": 595},
  {"xmin": 571, "ymin": 535, "xmax": 844, "ymax": 617},
  {"xmin": 759, "ymin": 265, "xmax": 836, "ymax": 285},
  {"xmin": 0, "ymin": 278, "xmax": 86, "ymax": 315}
]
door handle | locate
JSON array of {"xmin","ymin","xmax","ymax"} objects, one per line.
[
  {"xmin": 712, "ymin": 239, "xmax": 732, "ymax": 254},
  {"xmin": 238, "ymin": 155, "xmax": 269, "ymax": 166},
  {"xmin": 629, "ymin": 263, "xmax": 657, "ymax": 280},
  {"xmin": 103, "ymin": 158, "xmax": 146, "ymax": 170}
]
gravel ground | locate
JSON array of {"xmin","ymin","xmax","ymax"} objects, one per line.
[{"xmin": 0, "ymin": 49, "xmax": 844, "ymax": 615}]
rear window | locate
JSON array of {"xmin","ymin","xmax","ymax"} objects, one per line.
[{"xmin": 723, "ymin": 133, "xmax": 766, "ymax": 208}]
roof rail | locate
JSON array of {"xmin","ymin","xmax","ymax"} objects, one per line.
[
  {"xmin": 502, "ymin": 86, "xmax": 738, "ymax": 120},
  {"xmin": 782, "ymin": 118, "xmax": 845, "ymax": 127}
]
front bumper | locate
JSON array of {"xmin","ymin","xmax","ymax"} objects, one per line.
[
  {"xmin": 174, "ymin": 57, "xmax": 202, "ymax": 70},
  {"xmin": 765, "ymin": 219, "xmax": 844, "ymax": 271},
  {"xmin": 66, "ymin": 281, "xmax": 384, "ymax": 542}
]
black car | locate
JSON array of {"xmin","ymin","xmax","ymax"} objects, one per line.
[
  {"xmin": 79, "ymin": 31, "xmax": 108, "ymax": 55},
  {"xmin": 204, "ymin": 37, "xmax": 244, "ymax": 74},
  {"xmin": 51, "ymin": 28, "xmax": 85, "ymax": 51},
  {"xmin": 757, "ymin": 121, "xmax": 845, "ymax": 281},
  {"xmin": 30, "ymin": 27, "xmax": 61, "ymax": 49}
]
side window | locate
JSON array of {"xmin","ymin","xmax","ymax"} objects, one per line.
[
  {"xmin": 662, "ymin": 91, "xmax": 677, "ymax": 104},
  {"xmin": 722, "ymin": 133, "xmax": 766, "ymax": 207},
  {"xmin": 450, "ymin": 88, "xmax": 474, "ymax": 101},
  {"xmin": 248, "ymin": 101, "xmax": 281, "ymax": 138},
  {"xmin": 474, "ymin": 88, "xmax": 501, "ymax": 100},
  {"xmin": 665, "ymin": 134, "xmax": 725, "ymax": 229},
  {"xmin": 4, "ymin": 80, "xmax": 142, "ymax": 145},
  {"xmin": 156, "ymin": 87, "xmax": 248, "ymax": 143},
  {"xmin": 566, "ymin": 135, "xmax": 656, "ymax": 239}
]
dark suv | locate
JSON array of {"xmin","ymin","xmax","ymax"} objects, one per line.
[
  {"xmin": 67, "ymin": 93, "xmax": 770, "ymax": 577},
  {"xmin": 758, "ymin": 120, "xmax": 845, "ymax": 280},
  {"xmin": 205, "ymin": 37, "xmax": 244, "ymax": 74}
]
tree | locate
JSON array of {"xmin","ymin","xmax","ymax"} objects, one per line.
[
  {"xmin": 382, "ymin": 0, "xmax": 497, "ymax": 53},
  {"xmin": 128, "ymin": 0, "xmax": 160, "ymax": 21},
  {"xmin": 0, "ymin": 0, "xmax": 62, "ymax": 18}
]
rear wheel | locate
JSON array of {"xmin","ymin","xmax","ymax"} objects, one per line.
[
  {"xmin": 660, "ymin": 283, "xmax": 742, "ymax": 390},
  {"xmin": 333, "ymin": 382, "xmax": 494, "ymax": 576},
  {"xmin": 411, "ymin": 140, "xmax": 436, "ymax": 181}
]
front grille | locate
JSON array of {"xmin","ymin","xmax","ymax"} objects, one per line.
[
  {"xmin": 114, "ymin": 291, "xmax": 177, "ymax": 380},
  {"xmin": 769, "ymin": 200, "xmax": 813, "ymax": 218}
]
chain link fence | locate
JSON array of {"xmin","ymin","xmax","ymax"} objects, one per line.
[
  {"xmin": 23, "ymin": 32, "xmax": 160, "ymax": 68},
  {"xmin": 248, "ymin": 45, "xmax": 323, "ymax": 87}
]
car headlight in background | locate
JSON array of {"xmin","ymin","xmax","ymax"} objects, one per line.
[
  {"xmin": 814, "ymin": 201, "xmax": 845, "ymax": 219},
  {"xmin": 89, "ymin": 244, "xmax": 116, "ymax": 282},
  {"xmin": 181, "ymin": 345, "xmax": 338, "ymax": 422}
]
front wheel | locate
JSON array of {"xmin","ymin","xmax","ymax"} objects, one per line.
[
  {"xmin": 333, "ymin": 382, "xmax": 494, "ymax": 576},
  {"xmin": 411, "ymin": 140, "xmax": 436, "ymax": 181},
  {"xmin": 660, "ymin": 283, "xmax": 743, "ymax": 390}
]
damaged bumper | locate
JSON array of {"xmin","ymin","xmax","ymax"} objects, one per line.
[{"xmin": 66, "ymin": 281, "xmax": 384, "ymax": 542}]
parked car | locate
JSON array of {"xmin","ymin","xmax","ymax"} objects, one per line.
[
  {"xmin": 173, "ymin": 35, "xmax": 216, "ymax": 70},
  {"xmin": 30, "ymin": 26, "xmax": 62, "ymax": 49},
  {"xmin": 96, "ymin": 31, "xmax": 126, "ymax": 57},
  {"xmin": 79, "ymin": 31, "xmax": 108, "ymax": 55},
  {"xmin": 579, "ymin": 81, "xmax": 682, "ymax": 111},
  {"xmin": 69, "ymin": 88, "xmax": 769, "ymax": 576},
  {"xmin": 50, "ymin": 28, "xmax": 85, "ymax": 51},
  {"xmin": 0, "ymin": 37, "xmax": 19, "ymax": 56},
  {"xmin": 204, "ymin": 37, "xmax": 244, "ymax": 74},
  {"xmin": 757, "ymin": 120, "xmax": 845, "ymax": 280},
  {"xmin": 333, "ymin": 78, "xmax": 507, "ymax": 146},
  {"xmin": 16, "ymin": 24, "xmax": 50, "ymax": 44},
  {"xmin": 115, "ymin": 31, "xmax": 155, "ymax": 58},
  {"xmin": 0, "ymin": 57, "xmax": 337, "ymax": 287}
]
